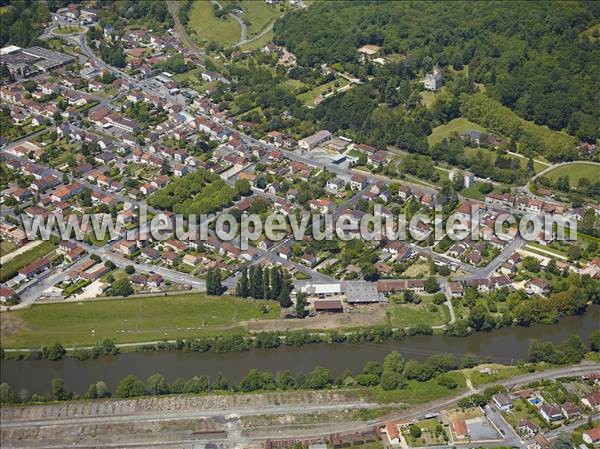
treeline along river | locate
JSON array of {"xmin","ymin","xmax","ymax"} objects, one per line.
[{"xmin": 1, "ymin": 306, "xmax": 598, "ymax": 395}]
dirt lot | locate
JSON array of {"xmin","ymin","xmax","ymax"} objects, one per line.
[{"xmin": 246, "ymin": 304, "xmax": 387, "ymax": 332}]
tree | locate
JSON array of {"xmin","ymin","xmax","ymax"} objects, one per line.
[
  {"xmin": 116, "ymin": 375, "xmax": 147, "ymax": 398},
  {"xmin": 42, "ymin": 342, "xmax": 66, "ymax": 360},
  {"xmin": 307, "ymin": 366, "xmax": 330, "ymax": 389},
  {"xmin": 206, "ymin": 268, "xmax": 223, "ymax": 295},
  {"xmin": 383, "ymin": 351, "xmax": 404, "ymax": 373},
  {"xmin": 590, "ymin": 330, "xmax": 600, "ymax": 352},
  {"xmin": 51, "ymin": 378, "xmax": 72, "ymax": 401},
  {"xmin": 424, "ymin": 277, "xmax": 440, "ymax": 293},
  {"xmin": 184, "ymin": 376, "xmax": 209, "ymax": 393},
  {"xmin": 278, "ymin": 278, "xmax": 293, "ymax": 308},
  {"xmin": 437, "ymin": 374, "xmax": 458, "ymax": 389},
  {"xmin": 213, "ymin": 372, "xmax": 229, "ymax": 390},
  {"xmin": 85, "ymin": 383, "xmax": 98, "ymax": 399},
  {"xmin": 146, "ymin": 373, "xmax": 169, "ymax": 395},
  {"xmin": 111, "ymin": 278, "xmax": 133, "ymax": 297},
  {"xmin": 235, "ymin": 178, "xmax": 252, "ymax": 196},
  {"xmin": 295, "ymin": 292, "xmax": 308, "ymax": 318},
  {"xmin": 125, "ymin": 265, "xmax": 135, "ymax": 274},
  {"xmin": 549, "ymin": 433, "xmax": 573, "ymax": 449},
  {"xmin": 409, "ymin": 424, "xmax": 422, "ymax": 439},
  {"xmin": 0, "ymin": 383, "xmax": 16, "ymax": 404},
  {"xmin": 95, "ymin": 381, "xmax": 110, "ymax": 398},
  {"xmin": 237, "ymin": 267, "xmax": 249, "ymax": 297},
  {"xmin": 380, "ymin": 370, "xmax": 405, "ymax": 390}
]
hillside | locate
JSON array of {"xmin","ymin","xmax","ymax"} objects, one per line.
[{"xmin": 274, "ymin": 1, "xmax": 600, "ymax": 146}]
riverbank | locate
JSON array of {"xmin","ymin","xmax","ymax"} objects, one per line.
[
  {"xmin": 1, "ymin": 362, "xmax": 597, "ymax": 449},
  {"xmin": 2, "ymin": 309, "xmax": 598, "ymax": 397}
]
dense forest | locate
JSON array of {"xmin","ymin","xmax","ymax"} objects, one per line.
[{"xmin": 274, "ymin": 1, "xmax": 600, "ymax": 148}]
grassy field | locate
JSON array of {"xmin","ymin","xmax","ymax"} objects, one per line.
[
  {"xmin": 463, "ymin": 146, "xmax": 548, "ymax": 173},
  {"xmin": 53, "ymin": 25, "xmax": 85, "ymax": 34},
  {"xmin": 387, "ymin": 298, "xmax": 450, "ymax": 328},
  {"xmin": 188, "ymin": 0, "xmax": 241, "ymax": 48},
  {"xmin": 297, "ymin": 79, "xmax": 349, "ymax": 106},
  {"xmin": 372, "ymin": 371, "xmax": 466, "ymax": 404},
  {"xmin": 420, "ymin": 91, "xmax": 439, "ymax": 109},
  {"xmin": 428, "ymin": 118, "xmax": 486, "ymax": 146},
  {"xmin": 469, "ymin": 364, "xmax": 531, "ymax": 387},
  {"xmin": 581, "ymin": 23, "xmax": 600, "ymax": 42},
  {"xmin": 0, "ymin": 240, "xmax": 56, "ymax": 283},
  {"xmin": 239, "ymin": 30, "xmax": 274, "ymax": 51},
  {"xmin": 0, "ymin": 293, "xmax": 281, "ymax": 348},
  {"xmin": 240, "ymin": 0, "xmax": 281, "ymax": 37},
  {"xmin": 542, "ymin": 162, "xmax": 600, "ymax": 184},
  {"xmin": 281, "ymin": 78, "xmax": 307, "ymax": 94}
]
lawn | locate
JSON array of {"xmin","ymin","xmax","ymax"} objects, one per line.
[
  {"xmin": 171, "ymin": 67, "xmax": 202, "ymax": 83},
  {"xmin": 428, "ymin": 118, "xmax": 486, "ymax": 146},
  {"xmin": 0, "ymin": 293, "xmax": 281, "ymax": 348},
  {"xmin": 0, "ymin": 240, "xmax": 56, "ymax": 283},
  {"xmin": 240, "ymin": 0, "xmax": 281, "ymax": 37},
  {"xmin": 240, "ymin": 30, "xmax": 274, "ymax": 51},
  {"xmin": 372, "ymin": 371, "xmax": 466, "ymax": 404},
  {"xmin": 460, "ymin": 183, "xmax": 488, "ymax": 201},
  {"xmin": 0, "ymin": 239, "xmax": 18, "ymax": 256},
  {"xmin": 502, "ymin": 398, "xmax": 546, "ymax": 431},
  {"xmin": 387, "ymin": 298, "xmax": 450, "ymax": 328},
  {"xmin": 542, "ymin": 162, "xmax": 600, "ymax": 185},
  {"xmin": 188, "ymin": 0, "xmax": 241, "ymax": 48}
]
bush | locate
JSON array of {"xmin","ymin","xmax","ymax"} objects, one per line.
[{"xmin": 409, "ymin": 424, "xmax": 422, "ymax": 438}]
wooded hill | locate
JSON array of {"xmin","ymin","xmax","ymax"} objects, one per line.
[{"xmin": 274, "ymin": 1, "xmax": 600, "ymax": 149}]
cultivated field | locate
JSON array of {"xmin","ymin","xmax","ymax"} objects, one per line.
[{"xmin": 0, "ymin": 293, "xmax": 281, "ymax": 348}]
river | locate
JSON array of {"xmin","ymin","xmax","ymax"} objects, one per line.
[{"xmin": 1, "ymin": 306, "xmax": 598, "ymax": 395}]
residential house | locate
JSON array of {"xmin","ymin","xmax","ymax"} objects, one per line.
[
  {"xmin": 517, "ymin": 420, "xmax": 539, "ymax": 437},
  {"xmin": 492, "ymin": 393, "xmax": 513, "ymax": 412},
  {"xmin": 298, "ymin": 130, "xmax": 332, "ymax": 151},
  {"xmin": 583, "ymin": 427, "xmax": 600, "ymax": 445},
  {"xmin": 350, "ymin": 174, "xmax": 368, "ymax": 191},
  {"xmin": 539, "ymin": 404, "xmax": 563, "ymax": 423},
  {"xmin": 529, "ymin": 278, "xmax": 550, "ymax": 295},
  {"xmin": 582, "ymin": 391, "xmax": 600, "ymax": 411}
]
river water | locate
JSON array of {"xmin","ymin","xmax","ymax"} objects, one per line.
[{"xmin": 1, "ymin": 306, "xmax": 598, "ymax": 395}]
